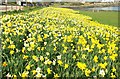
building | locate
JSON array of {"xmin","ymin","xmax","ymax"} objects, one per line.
[
  {"xmin": 101, "ymin": 0, "xmax": 115, "ymax": 2},
  {"xmin": 85, "ymin": 0, "xmax": 101, "ymax": 2}
]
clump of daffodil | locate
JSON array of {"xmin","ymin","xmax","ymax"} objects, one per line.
[{"xmin": 1, "ymin": 7, "xmax": 119, "ymax": 77}]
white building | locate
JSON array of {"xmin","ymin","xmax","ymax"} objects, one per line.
[{"xmin": 101, "ymin": 0, "xmax": 115, "ymax": 2}]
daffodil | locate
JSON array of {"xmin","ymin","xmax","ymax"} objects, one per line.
[
  {"xmin": 64, "ymin": 64, "xmax": 69, "ymax": 69},
  {"xmin": 53, "ymin": 46, "xmax": 57, "ymax": 51},
  {"xmin": 26, "ymin": 65, "xmax": 31, "ymax": 70},
  {"xmin": 82, "ymin": 54, "xmax": 86, "ymax": 59},
  {"xmin": 54, "ymin": 74, "xmax": 59, "ymax": 78},
  {"xmin": 93, "ymin": 55, "xmax": 98, "ymax": 63},
  {"xmin": 30, "ymin": 42, "xmax": 35, "ymax": 49},
  {"xmin": 92, "ymin": 67, "xmax": 95, "ymax": 72},
  {"xmin": 47, "ymin": 68, "xmax": 52, "ymax": 74},
  {"xmin": 109, "ymin": 53, "xmax": 118, "ymax": 61},
  {"xmin": 99, "ymin": 62, "xmax": 107, "ymax": 69},
  {"xmin": 57, "ymin": 60, "xmax": 63, "ymax": 65},
  {"xmin": 8, "ymin": 44, "xmax": 15, "ymax": 49},
  {"xmin": 57, "ymin": 55, "xmax": 61, "ymax": 59},
  {"xmin": 47, "ymin": 60, "xmax": 52, "ymax": 65},
  {"xmin": 2, "ymin": 62, "xmax": 7, "ymax": 67},
  {"xmin": 35, "ymin": 73, "xmax": 42, "ymax": 77},
  {"xmin": 44, "ymin": 34, "xmax": 49, "ymax": 39},
  {"xmin": 40, "ymin": 56, "xmax": 44, "ymax": 61},
  {"xmin": 7, "ymin": 22, "xmax": 12, "ymax": 27},
  {"xmin": 36, "ymin": 67, "xmax": 41, "ymax": 73},
  {"xmin": 85, "ymin": 69, "xmax": 91, "ymax": 77},
  {"xmin": 32, "ymin": 55, "xmax": 39, "ymax": 62},
  {"xmin": 72, "ymin": 55, "xmax": 76, "ymax": 59},
  {"xmin": 6, "ymin": 73, "xmax": 11, "ymax": 77},
  {"xmin": 38, "ymin": 35, "xmax": 43, "ymax": 42},
  {"xmin": 32, "ymin": 70, "xmax": 36, "ymax": 75},
  {"xmin": 77, "ymin": 62, "xmax": 86, "ymax": 70},
  {"xmin": 41, "ymin": 47, "xmax": 44, "ymax": 51},
  {"xmin": 110, "ymin": 73, "xmax": 116, "ymax": 78},
  {"xmin": 21, "ymin": 71, "xmax": 29, "ymax": 77},
  {"xmin": 22, "ymin": 47, "xmax": 25, "ymax": 53},
  {"xmin": 112, "ymin": 67, "xmax": 116, "ymax": 72},
  {"xmin": 37, "ymin": 47, "xmax": 41, "ymax": 51},
  {"xmin": 10, "ymin": 50, "xmax": 14, "ymax": 55},
  {"xmin": 12, "ymin": 74, "xmax": 17, "ymax": 79},
  {"xmin": 99, "ymin": 69, "xmax": 105, "ymax": 77},
  {"xmin": 104, "ymin": 56, "xmax": 107, "ymax": 60},
  {"xmin": 23, "ymin": 55, "xmax": 28, "ymax": 59}
]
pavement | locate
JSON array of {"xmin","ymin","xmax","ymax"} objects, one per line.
[{"xmin": 0, "ymin": 5, "xmax": 24, "ymax": 12}]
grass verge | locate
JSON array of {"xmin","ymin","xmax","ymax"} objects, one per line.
[{"xmin": 79, "ymin": 10, "xmax": 119, "ymax": 27}]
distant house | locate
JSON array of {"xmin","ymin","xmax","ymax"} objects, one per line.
[
  {"xmin": 85, "ymin": 0, "xmax": 101, "ymax": 2},
  {"xmin": 17, "ymin": 0, "xmax": 35, "ymax": 6},
  {"xmin": 1, "ymin": 0, "xmax": 35, "ymax": 5},
  {"xmin": 17, "ymin": 0, "xmax": 43, "ymax": 6},
  {"xmin": 101, "ymin": 0, "xmax": 115, "ymax": 2}
]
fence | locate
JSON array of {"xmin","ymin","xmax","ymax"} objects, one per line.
[{"xmin": 0, "ymin": 5, "xmax": 23, "ymax": 12}]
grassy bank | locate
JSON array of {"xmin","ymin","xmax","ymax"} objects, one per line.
[{"xmin": 79, "ymin": 10, "xmax": 119, "ymax": 27}]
